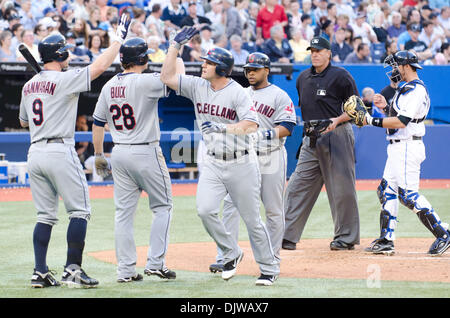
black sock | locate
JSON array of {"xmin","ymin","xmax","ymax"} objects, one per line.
[
  {"xmin": 33, "ymin": 222, "xmax": 52, "ymax": 273},
  {"xmin": 66, "ymin": 218, "xmax": 87, "ymax": 267}
]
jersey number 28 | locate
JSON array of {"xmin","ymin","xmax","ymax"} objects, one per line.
[{"xmin": 109, "ymin": 104, "xmax": 136, "ymax": 130}]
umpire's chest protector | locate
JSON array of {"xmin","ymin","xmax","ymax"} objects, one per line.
[{"xmin": 296, "ymin": 64, "xmax": 358, "ymax": 121}]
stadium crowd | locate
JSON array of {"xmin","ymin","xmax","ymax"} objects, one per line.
[{"xmin": 0, "ymin": 0, "xmax": 448, "ymax": 65}]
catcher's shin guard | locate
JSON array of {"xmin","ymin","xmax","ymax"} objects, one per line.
[
  {"xmin": 377, "ymin": 179, "xmax": 398, "ymax": 240},
  {"xmin": 380, "ymin": 209, "xmax": 397, "ymax": 240}
]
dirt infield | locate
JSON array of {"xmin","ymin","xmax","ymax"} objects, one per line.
[{"xmin": 89, "ymin": 238, "xmax": 450, "ymax": 283}]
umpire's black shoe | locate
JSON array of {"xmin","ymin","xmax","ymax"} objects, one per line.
[
  {"xmin": 144, "ymin": 267, "xmax": 176, "ymax": 279},
  {"xmin": 282, "ymin": 239, "xmax": 297, "ymax": 250},
  {"xmin": 330, "ymin": 240, "xmax": 355, "ymax": 251},
  {"xmin": 31, "ymin": 269, "xmax": 60, "ymax": 288},
  {"xmin": 61, "ymin": 264, "xmax": 99, "ymax": 288}
]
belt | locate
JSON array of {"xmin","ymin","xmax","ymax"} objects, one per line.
[
  {"xmin": 32, "ymin": 138, "xmax": 64, "ymax": 144},
  {"xmin": 389, "ymin": 136, "xmax": 422, "ymax": 144},
  {"xmin": 207, "ymin": 150, "xmax": 249, "ymax": 161},
  {"xmin": 256, "ymin": 147, "xmax": 280, "ymax": 156},
  {"xmin": 114, "ymin": 142, "xmax": 150, "ymax": 145}
]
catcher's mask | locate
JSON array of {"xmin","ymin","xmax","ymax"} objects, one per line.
[
  {"xmin": 383, "ymin": 54, "xmax": 402, "ymax": 83},
  {"xmin": 383, "ymin": 50, "xmax": 422, "ymax": 83}
]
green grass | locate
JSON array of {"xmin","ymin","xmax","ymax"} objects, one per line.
[{"xmin": 1, "ymin": 189, "xmax": 449, "ymax": 298}]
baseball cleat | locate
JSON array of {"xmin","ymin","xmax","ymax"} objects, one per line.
[
  {"xmin": 144, "ymin": 267, "xmax": 176, "ymax": 279},
  {"xmin": 281, "ymin": 239, "xmax": 296, "ymax": 250},
  {"xmin": 255, "ymin": 274, "xmax": 277, "ymax": 286},
  {"xmin": 222, "ymin": 252, "xmax": 244, "ymax": 281},
  {"xmin": 61, "ymin": 264, "xmax": 99, "ymax": 288},
  {"xmin": 209, "ymin": 263, "xmax": 224, "ymax": 273},
  {"xmin": 117, "ymin": 273, "xmax": 143, "ymax": 283},
  {"xmin": 31, "ymin": 269, "xmax": 60, "ymax": 288},
  {"xmin": 365, "ymin": 238, "xmax": 395, "ymax": 255},
  {"xmin": 330, "ymin": 240, "xmax": 354, "ymax": 251},
  {"xmin": 428, "ymin": 231, "xmax": 450, "ymax": 256}
]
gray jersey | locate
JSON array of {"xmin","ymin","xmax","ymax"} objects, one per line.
[
  {"xmin": 177, "ymin": 75, "xmax": 258, "ymax": 155},
  {"xmin": 246, "ymin": 84, "xmax": 297, "ymax": 152},
  {"xmin": 19, "ymin": 67, "xmax": 91, "ymax": 144},
  {"xmin": 93, "ymin": 72, "xmax": 168, "ymax": 143}
]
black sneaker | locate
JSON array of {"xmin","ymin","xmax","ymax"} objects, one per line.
[
  {"xmin": 330, "ymin": 240, "xmax": 355, "ymax": 251},
  {"xmin": 255, "ymin": 274, "xmax": 277, "ymax": 286},
  {"xmin": 209, "ymin": 262, "xmax": 224, "ymax": 273},
  {"xmin": 282, "ymin": 239, "xmax": 296, "ymax": 250},
  {"xmin": 365, "ymin": 238, "xmax": 395, "ymax": 255},
  {"xmin": 144, "ymin": 268, "xmax": 176, "ymax": 279},
  {"xmin": 428, "ymin": 231, "xmax": 450, "ymax": 256},
  {"xmin": 31, "ymin": 270, "xmax": 60, "ymax": 288},
  {"xmin": 117, "ymin": 273, "xmax": 144, "ymax": 283},
  {"xmin": 61, "ymin": 264, "xmax": 99, "ymax": 288},
  {"xmin": 222, "ymin": 252, "xmax": 244, "ymax": 281}
]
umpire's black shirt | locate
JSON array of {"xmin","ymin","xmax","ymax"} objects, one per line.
[{"xmin": 296, "ymin": 63, "xmax": 358, "ymax": 121}]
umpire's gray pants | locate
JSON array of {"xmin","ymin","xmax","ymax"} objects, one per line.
[{"xmin": 283, "ymin": 123, "xmax": 360, "ymax": 245}]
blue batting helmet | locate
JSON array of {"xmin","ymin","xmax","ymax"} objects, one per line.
[
  {"xmin": 120, "ymin": 37, "xmax": 154, "ymax": 65},
  {"xmin": 38, "ymin": 33, "xmax": 74, "ymax": 63},
  {"xmin": 200, "ymin": 47, "xmax": 234, "ymax": 77}
]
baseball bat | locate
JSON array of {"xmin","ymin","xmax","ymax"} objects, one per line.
[{"xmin": 18, "ymin": 43, "xmax": 41, "ymax": 74}]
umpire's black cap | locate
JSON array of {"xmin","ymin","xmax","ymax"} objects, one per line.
[{"xmin": 307, "ymin": 36, "xmax": 331, "ymax": 51}]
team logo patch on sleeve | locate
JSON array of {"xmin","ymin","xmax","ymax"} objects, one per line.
[{"xmin": 317, "ymin": 89, "xmax": 326, "ymax": 96}]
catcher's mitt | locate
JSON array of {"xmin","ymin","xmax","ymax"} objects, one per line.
[{"xmin": 343, "ymin": 95, "xmax": 368, "ymax": 127}]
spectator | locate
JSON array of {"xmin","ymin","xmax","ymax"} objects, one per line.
[
  {"xmin": 39, "ymin": 16, "xmax": 58, "ymax": 35},
  {"xmin": 366, "ymin": 0, "xmax": 381, "ymax": 24},
  {"xmin": 223, "ymin": 0, "xmax": 243, "ymax": 39},
  {"xmin": 289, "ymin": 26, "xmax": 310, "ymax": 62},
  {"xmin": 399, "ymin": 6, "xmax": 409, "ymax": 25},
  {"xmin": 380, "ymin": 38, "xmax": 398, "ymax": 63},
  {"xmin": 87, "ymin": 34, "xmax": 104, "ymax": 62},
  {"xmin": 132, "ymin": 8, "xmax": 148, "ymax": 38},
  {"xmin": 256, "ymin": 0, "xmax": 288, "ymax": 41},
  {"xmin": 66, "ymin": 31, "xmax": 91, "ymax": 63},
  {"xmin": 107, "ymin": 0, "xmax": 135, "ymax": 13},
  {"xmin": 16, "ymin": 29, "xmax": 39, "ymax": 62},
  {"xmin": 434, "ymin": 42, "xmax": 450, "ymax": 64},
  {"xmin": 335, "ymin": 0, "xmax": 356, "ymax": 22},
  {"xmin": 334, "ymin": 13, "xmax": 351, "ymax": 32},
  {"xmin": 97, "ymin": 0, "xmax": 111, "ymax": 21},
  {"xmin": 73, "ymin": 0, "xmax": 90, "ymax": 20},
  {"xmin": 300, "ymin": 0, "xmax": 316, "ymax": 26},
  {"xmin": 372, "ymin": 11, "xmax": 389, "ymax": 43},
  {"xmin": 288, "ymin": 0, "xmax": 302, "ymax": 33},
  {"xmin": 29, "ymin": 0, "xmax": 53, "ymax": 24},
  {"xmin": 429, "ymin": 0, "xmax": 450, "ymax": 10},
  {"xmin": 404, "ymin": 25, "xmax": 433, "ymax": 62},
  {"xmin": 161, "ymin": 0, "xmax": 188, "ymax": 30},
  {"xmin": 419, "ymin": 19, "xmax": 445, "ymax": 55},
  {"xmin": 351, "ymin": 35, "xmax": 363, "ymax": 53},
  {"xmin": 4, "ymin": 12, "xmax": 22, "ymax": 33},
  {"xmin": 128, "ymin": 19, "xmax": 144, "ymax": 38},
  {"xmin": 327, "ymin": 3, "xmax": 338, "ymax": 25},
  {"xmin": 331, "ymin": 26, "xmax": 353, "ymax": 62},
  {"xmin": 397, "ymin": 21, "xmax": 420, "ymax": 49},
  {"xmin": 263, "ymin": 24, "xmax": 293, "ymax": 63},
  {"xmin": 243, "ymin": 1, "xmax": 259, "ymax": 42},
  {"xmin": 147, "ymin": 35, "xmax": 166, "ymax": 63},
  {"xmin": 145, "ymin": 4, "xmax": 165, "ymax": 42},
  {"xmin": 200, "ymin": 25, "xmax": 215, "ymax": 52},
  {"xmin": 33, "ymin": 23, "xmax": 48, "ymax": 44},
  {"xmin": 362, "ymin": 87, "xmax": 385, "ymax": 117},
  {"xmin": 350, "ymin": 11, "xmax": 378, "ymax": 44},
  {"xmin": 344, "ymin": 42, "xmax": 372, "ymax": 63},
  {"xmin": 229, "ymin": 34, "xmax": 249, "ymax": 64},
  {"xmin": 213, "ymin": 33, "xmax": 229, "ymax": 48},
  {"xmin": 407, "ymin": 8, "xmax": 422, "ymax": 25},
  {"xmin": 0, "ymin": 30, "xmax": 16, "ymax": 61},
  {"xmin": 180, "ymin": 34, "xmax": 203, "ymax": 61},
  {"xmin": 313, "ymin": 0, "xmax": 328, "ymax": 25},
  {"xmin": 437, "ymin": 6, "xmax": 450, "ymax": 37},
  {"xmin": 420, "ymin": 5, "xmax": 434, "ymax": 21},
  {"xmin": 319, "ymin": 18, "xmax": 334, "ymax": 42},
  {"xmin": 19, "ymin": 0, "xmax": 37, "ymax": 30},
  {"xmin": 299, "ymin": 13, "xmax": 315, "ymax": 42},
  {"xmin": 387, "ymin": 11, "xmax": 406, "ymax": 39},
  {"xmin": 180, "ymin": 1, "xmax": 211, "ymax": 27},
  {"xmin": 72, "ymin": 18, "xmax": 90, "ymax": 49},
  {"xmin": 205, "ymin": 0, "xmax": 225, "ymax": 38},
  {"xmin": 87, "ymin": 5, "xmax": 103, "ymax": 36},
  {"xmin": 42, "ymin": 6, "xmax": 57, "ymax": 19},
  {"xmin": 430, "ymin": 12, "xmax": 448, "ymax": 41},
  {"xmin": 10, "ymin": 23, "xmax": 24, "ymax": 52},
  {"xmin": 236, "ymin": 0, "xmax": 251, "ymax": 28},
  {"xmin": 75, "ymin": 115, "xmax": 94, "ymax": 168}
]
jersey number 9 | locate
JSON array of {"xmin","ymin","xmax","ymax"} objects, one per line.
[
  {"xmin": 109, "ymin": 103, "xmax": 136, "ymax": 130},
  {"xmin": 32, "ymin": 99, "xmax": 44, "ymax": 126}
]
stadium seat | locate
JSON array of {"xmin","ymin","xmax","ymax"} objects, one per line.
[{"xmin": 370, "ymin": 43, "xmax": 386, "ymax": 64}]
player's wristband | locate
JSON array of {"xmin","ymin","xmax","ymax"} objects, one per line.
[
  {"xmin": 366, "ymin": 115, "xmax": 384, "ymax": 127},
  {"xmin": 262, "ymin": 129, "xmax": 276, "ymax": 140}
]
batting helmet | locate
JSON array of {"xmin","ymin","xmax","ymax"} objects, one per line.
[
  {"xmin": 200, "ymin": 47, "xmax": 234, "ymax": 77},
  {"xmin": 38, "ymin": 33, "xmax": 74, "ymax": 63},
  {"xmin": 243, "ymin": 52, "xmax": 271, "ymax": 70},
  {"xmin": 120, "ymin": 38, "xmax": 154, "ymax": 66}
]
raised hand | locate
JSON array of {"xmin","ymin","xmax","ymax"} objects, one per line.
[
  {"xmin": 201, "ymin": 121, "xmax": 227, "ymax": 134},
  {"xmin": 173, "ymin": 26, "xmax": 199, "ymax": 49},
  {"xmin": 112, "ymin": 13, "xmax": 131, "ymax": 44}
]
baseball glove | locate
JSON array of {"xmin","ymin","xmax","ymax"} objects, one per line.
[
  {"xmin": 95, "ymin": 153, "xmax": 111, "ymax": 178},
  {"xmin": 343, "ymin": 95, "xmax": 368, "ymax": 127}
]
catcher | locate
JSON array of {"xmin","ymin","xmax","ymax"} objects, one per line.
[{"xmin": 344, "ymin": 50, "xmax": 450, "ymax": 256}]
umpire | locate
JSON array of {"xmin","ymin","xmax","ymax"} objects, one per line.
[{"xmin": 282, "ymin": 36, "xmax": 360, "ymax": 251}]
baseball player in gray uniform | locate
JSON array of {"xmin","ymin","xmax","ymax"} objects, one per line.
[
  {"xmin": 19, "ymin": 14, "xmax": 130, "ymax": 288},
  {"xmin": 92, "ymin": 37, "xmax": 185, "ymax": 282},
  {"xmin": 161, "ymin": 27, "xmax": 280, "ymax": 286},
  {"xmin": 209, "ymin": 52, "xmax": 297, "ymax": 272}
]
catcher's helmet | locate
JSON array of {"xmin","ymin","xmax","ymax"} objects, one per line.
[
  {"xmin": 38, "ymin": 33, "xmax": 74, "ymax": 63},
  {"xmin": 243, "ymin": 52, "xmax": 270, "ymax": 76},
  {"xmin": 200, "ymin": 47, "xmax": 234, "ymax": 77},
  {"xmin": 120, "ymin": 37, "xmax": 154, "ymax": 66}
]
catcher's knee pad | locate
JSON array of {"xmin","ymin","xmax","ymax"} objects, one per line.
[
  {"xmin": 377, "ymin": 179, "xmax": 397, "ymax": 205},
  {"xmin": 397, "ymin": 187, "xmax": 419, "ymax": 211}
]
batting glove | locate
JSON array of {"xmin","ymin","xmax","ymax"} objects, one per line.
[
  {"xmin": 249, "ymin": 129, "xmax": 276, "ymax": 142},
  {"xmin": 172, "ymin": 26, "xmax": 199, "ymax": 49},
  {"xmin": 201, "ymin": 121, "xmax": 227, "ymax": 134},
  {"xmin": 95, "ymin": 153, "xmax": 111, "ymax": 178},
  {"xmin": 111, "ymin": 13, "xmax": 131, "ymax": 44}
]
